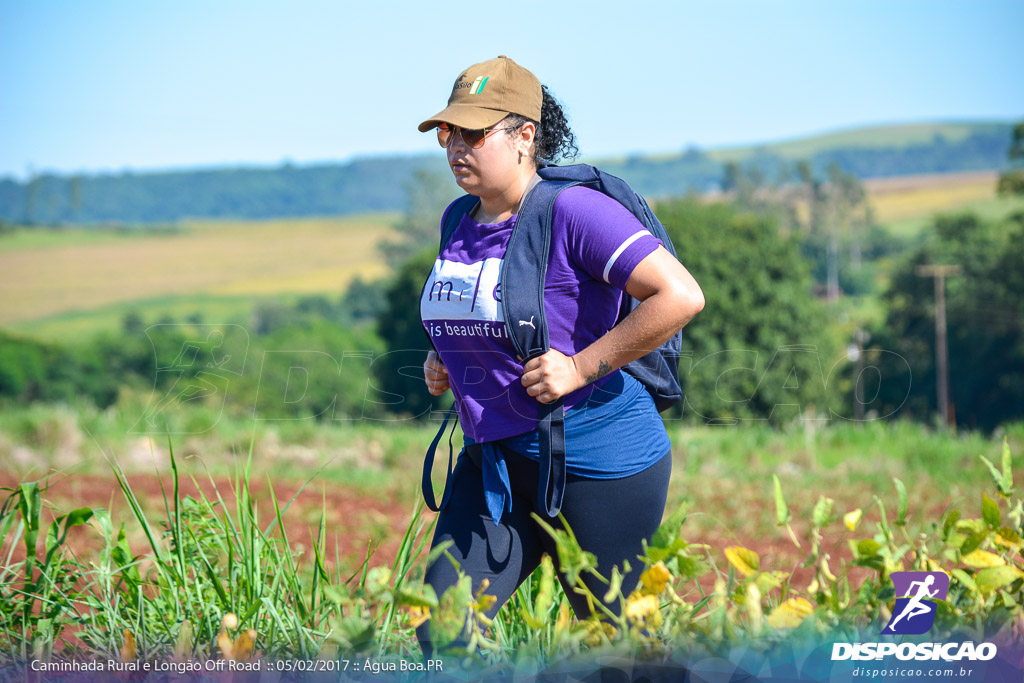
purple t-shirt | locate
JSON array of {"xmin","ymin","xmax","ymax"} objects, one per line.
[{"xmin": 419, "ymin": 185, "xmax": 662, "ymax": 443}]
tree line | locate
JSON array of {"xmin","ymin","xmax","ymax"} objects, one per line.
[{"xmin": 0, "ymin": 124, "xmax": 1014, "ymax": 225}]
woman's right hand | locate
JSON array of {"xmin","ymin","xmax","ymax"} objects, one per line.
[{"xmin": 424, "ymin": 351, "xmax": 450, "ymax": 396}]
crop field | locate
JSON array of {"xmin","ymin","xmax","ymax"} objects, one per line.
[
  {"xmin": 0, "ymin": 213, "xmax": 397, "ymax": 339},
  {"xmin": 864, "ymin": 171, "xmax": 1024, "ymax": 235},
  {"xmin": 2, "ymin": 396, "xmax": 1022, "ymax": 669},
  {"xmin": 2, "ymin": 397, "xmax": 1021, "ymax": 583}
]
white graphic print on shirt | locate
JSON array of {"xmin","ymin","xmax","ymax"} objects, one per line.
[{"xmin": 420, "ymin": 257, "xmax": 509, "ymax": 339}]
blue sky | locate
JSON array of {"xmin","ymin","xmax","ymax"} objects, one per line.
[{"xmin": 1, "ymin": 0, "xmax": 1021, "ymax": 179}]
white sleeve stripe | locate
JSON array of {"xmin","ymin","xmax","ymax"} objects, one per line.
[{"xmin": 602, "ymin": 230, "xmax": 649, "ymax": 283}]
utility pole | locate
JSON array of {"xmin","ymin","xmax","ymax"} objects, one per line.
[{"xmin": 915, "ymin": 265, "xmax": 962, "ymax": 427}]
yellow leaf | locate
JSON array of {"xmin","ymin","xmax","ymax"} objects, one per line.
[
  {"xmin": 639, "ymin": 562, "xmax": 672, "ymax": 595},
  {"xmin": 925, "ymin": 559, "xmax": 950, "ymax": 577},
  {"xmin": 173, "ymin": 619, "xmax": 193, "ymax": 661},
  {"xmin": 724, "ymin": 546, "xmax": 760, "ymax": 577},
  {"xmin": 625, "ymin": 592, "xmax": 663, "ymax": 629},
  {"xmin": 232, "ymin": 629, "xmax": 257, "ymax": 661},
  {"xmin": 961, "ymin": 549, "xmax": 1006, "ymax": 569},
  {"xmin": 626, "ymin": 593, "xmax": 658, "ymax": 620},
  {"xmin": 766, "ymin": 597, "xmax": 814, "ymax": 629},
  {"xmin": 994, "ymin": 527, "xmax": 1023, "ymax": 551},
  {"xmin": 216, "ymin": 627, "xmax": 234, "ymax": 660},
  {"xmin": 581, "ymin": 621, "xmax": 617, "ymax": 647},
  {"xmin": 745, "ymin": 583, "xmax": 763, "ymax": 631},
  {"xmin": 844, "ymin": 509, "xmax": 862, "ymax": 532},
  {"xmin": 555, "ymin": 602, "xmax": 571, "ymax": 636},
  {"xmin": 120, "ymin": 629, "xmax": 137, "ymax": 662},
  {"xmin": 475, "ymin": 594, "xmax": 497, "ymax": 613},
  {"xmin": 407, "ymin": 606, "xmax": 430, "ymax": 628}
]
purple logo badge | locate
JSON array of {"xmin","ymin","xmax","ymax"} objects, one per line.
[{"xmin": 884, "ymin": 571, "xmax": 950, "ymax": 634}]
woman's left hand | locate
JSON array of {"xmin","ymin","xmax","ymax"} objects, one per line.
[{"xmin": 520, "ymin": 349, "xmax": 584, "ymax": 403}]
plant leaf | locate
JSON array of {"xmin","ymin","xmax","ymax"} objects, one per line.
[
  {"xmin": 638, "ymin": 561, "xmax": 672, "ymax": 595},
  {"xmin": 766, "ymin": 597, "xmax": 813, "ymax": 629},
  {"xmin": 650, "ymin": 502, "xmax": 689, "ymax": 550},
  {"xmin": 120, "ymin": 629, "xmax": 137, "ymax": 662},
  {"xmin": 951, "ymin": 568, "xmax": 977, "ymax": 592},
  {"xmin": 961, "ymin": 549, "xmax": 1005, "ymax": 569},
  {"xmin": 942, "ymin": 509, "xmax": 961, "ymax": 541},
  {"xmin": 174, "ymin": 620, "xmax": 193, "ymax": 660},
  {"xmin": 999, "ymin": 436, "xmax": 1013, "ymax": 494},
  {"xmin": 395, "ymin": 584, "xmax": 438, "ymax": 609},
  {"xmin": 982, "ymin": 494, "xmax": 1000, "ymax": 530},
  {"xmin": 532, "ymin": 514, "xmax": 596, "ymax": 588},
  {"xmin": 725, "ymin": 546, "xmax": 760, "ymax": 577},
  {"xmin": 754, "ymin": 570, "xmax": 789, "ymax": 593},
  {"xmin": 534, "ymin": 554, "xmax": 555, "ymax": 620},
  {"xmin": 975, "ymin": 566, "xmax": 1023, "ymax": 593},
  {"xmin": 893, "ymin": 478, "xmax": 908, "ymax": 526},
  {"xmin": 772, "ymin": 475, "xmax": 791, "ymax": 525},
  {"xmin": 993, "ymin": 527, "xmax": 1022, "ymax": 551},
  {"xmin": 854, "ymin": 539, "xmax": 882, "ymax": 558},
  {"xmin": 960, "ymin": 530, "xmax": 989, "ymax": 555},
  {"xmin": 604, "ymin": 565, "xmax": 625, "ymax": 603},
  {"xmin": 812, "ymin": 496, "xmax": 834, "ymax": 529},
  {"xmin": 843, "ymin": 508, "xmax": 862, "ymax": 532},
  {"xmin": 364, "ymin": 567, "xmax": 392, "ymax": 597}
]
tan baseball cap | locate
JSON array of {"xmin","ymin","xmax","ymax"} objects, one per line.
[{"xmin": 417, "ymin": 55, "xmax": 542, "ymax": 132}]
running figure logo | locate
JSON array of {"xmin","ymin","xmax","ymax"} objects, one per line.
[{"xmin": 884, "ymin": 571, "xmax": 950, "ymax": 635}]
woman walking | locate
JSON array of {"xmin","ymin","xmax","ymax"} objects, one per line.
[{"xmin": 416, "ymin": 55, "xmax": 705, "ymax": 653}]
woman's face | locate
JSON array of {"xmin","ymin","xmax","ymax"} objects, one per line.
[{"xmin": 445, "ymin": 120, "xmax": 535, "ymax": 197}]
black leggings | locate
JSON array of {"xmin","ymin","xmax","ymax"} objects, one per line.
[{"xmin": 416, "ymin": 444, "xmax": 671, "ymax": 655}]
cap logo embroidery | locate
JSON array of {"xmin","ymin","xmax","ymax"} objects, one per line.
[{"xmin": 469, "ymin": 76, "xmax": 489, "ymax": 95}]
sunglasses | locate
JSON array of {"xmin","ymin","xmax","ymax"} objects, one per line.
[{"xmin": 436, "ymin": 123, "xmax": 509, "ymax": 149}]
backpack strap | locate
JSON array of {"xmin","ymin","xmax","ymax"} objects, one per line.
[
  {"xmin": 420, "ymin": 193, "xmax": 479, "ymax": 512},
  {"xmin": 501, "ymin": 178, "xmax": 579, "ymax": 518},
  {"xmin": 500, "ymin": 179, "xmax": 571, "ymax": 360},
  {"xmin": 421, "ymin": 404, "xmax": 459, "ymax": 511},
  {"xmin": 440, "ymin": 194, "xmax": 480, "ymax": 251},
  {"xmin": 536, "ymin": 397, "xmax": 567, "ymax": 517}
]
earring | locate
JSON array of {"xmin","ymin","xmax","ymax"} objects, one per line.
[{"xmin": 518, "ymin": 151, "xmax": 523, "ymax": 164}]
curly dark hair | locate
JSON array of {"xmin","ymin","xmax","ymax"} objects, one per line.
[{"xmin": 503, "ymin": 85, "xmax": 579, "ymax": 164}]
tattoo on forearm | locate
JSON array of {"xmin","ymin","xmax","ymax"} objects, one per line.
[{"xmin": 585, "ymin": 360, "xmax": 611, "ymax": 385}]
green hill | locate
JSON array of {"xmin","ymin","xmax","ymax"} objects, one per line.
[{"xmin": 707, "ymin": 120, "xmax": 1009, "ymax": 162}]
